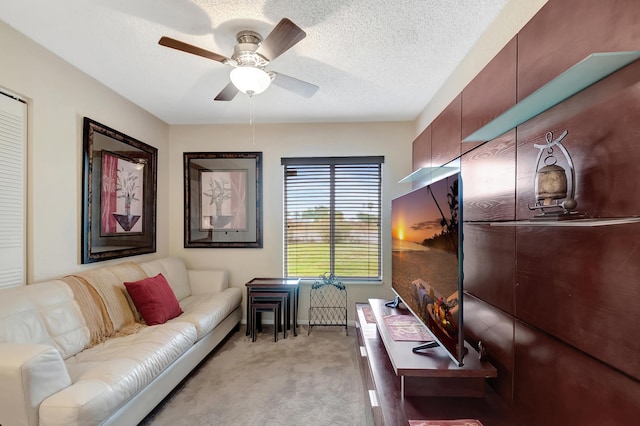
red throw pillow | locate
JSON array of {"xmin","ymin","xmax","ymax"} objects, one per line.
[{"xmin": 124, "ymin": 273, "xmax": 183, "ymax": 325}]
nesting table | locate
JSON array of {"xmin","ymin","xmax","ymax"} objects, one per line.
[{"xmin": 245, "ymin": 277, "xmax": 300, "ymax": 337}]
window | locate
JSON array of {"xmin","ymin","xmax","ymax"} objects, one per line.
[{"xmin": 282, "ymin": 156, "xmax": 384, "ymax": 281}]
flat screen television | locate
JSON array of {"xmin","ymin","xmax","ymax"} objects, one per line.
[{"xmin": 391, "ymin": 171, "xmax": 465, "ymax": 366}]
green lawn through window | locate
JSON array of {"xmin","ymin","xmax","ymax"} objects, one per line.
[{"xmin": 286, "ymin": 243, "xmax": 379, "ymax": 278}]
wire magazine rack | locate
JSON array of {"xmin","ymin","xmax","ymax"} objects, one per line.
[{"xmin": 308, "ymin": 273, "xmax": 348, "ymax": 335}]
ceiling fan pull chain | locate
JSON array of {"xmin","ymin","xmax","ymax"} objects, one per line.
[{"xmin": 249, "ymin": 95, "xmax": 256, "ymax": 145}]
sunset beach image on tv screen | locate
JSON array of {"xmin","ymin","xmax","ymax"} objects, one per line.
[{"xmin": 391, "ymin": 174, "xmax": 462, "ymax": 362}]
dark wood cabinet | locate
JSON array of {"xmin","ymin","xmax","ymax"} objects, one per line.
[
  {"xmin": 513, "ymin": 320, "xmax": 640, "ymax": 425},
  {"xmin": 516, "ymin": 59, "xmax": 640, "ymax": 221},
  {"xmin": 462, "ymin": 224, "xmax": 515, "ymax": 315},
  {"xmin": 515, "ymin": 224, "xmax": 640, "ymax": 381},
  {"xmin": 431, "ymin": 95, "xmax": 462, "ymax": 167},
  {"xmin": 462, "ymin": 294, "xmax": 515, "ymax": 405},
  {"xmin": 410, "ymin": 0, "xmax": 640, "ymax": 422},
  {"xmin": 461, "ymin": 130, "xmax": 516, "ymax": 222},
  {"xmin": 517, "ymin": 0, "xmax": 640, "ymax": 102},
  {"xmin": 412, "ymin": 125, "xmax": 431, "ymax": 172},
  {"xmin": 462, "ymin": 37, "xmax": 517, "ymax": 148}
]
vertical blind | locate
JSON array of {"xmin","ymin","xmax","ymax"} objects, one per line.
[
  {"xmin": 0, "ymin": 92, "xmax": 26, "ymax": 288},
  {"xmin": 282, "ymin": 156, "xmax": 384, "ymax": 281}
]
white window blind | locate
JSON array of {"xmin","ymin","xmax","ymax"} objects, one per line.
[
  {"xmin": 0, "ymin": 92, "xmax": 26, "ymax": 288},
  {"xmin": 282, "ymin": 156, "xmax": 383, "ymax": 281}
]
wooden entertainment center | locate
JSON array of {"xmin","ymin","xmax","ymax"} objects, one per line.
[{"xmin": 355, "ymin": 299, "xmax": 514, "ymax": 425}]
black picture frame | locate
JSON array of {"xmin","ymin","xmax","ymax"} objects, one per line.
[
  {"xmin": 184, "ymin": 152, "xmax": 263, "ymax": 248},
  {"xmin": 82, "ymin": 117, "xmax": 157, "ymax": 263}
]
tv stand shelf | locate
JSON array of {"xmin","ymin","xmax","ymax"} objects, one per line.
[
  {"xmin": 355, "ymin": 299, "xmax": 513, "ymax": 425},
  {"xmin": 374, "ymin": 299, "xmax": 494, "ymax": 382}
]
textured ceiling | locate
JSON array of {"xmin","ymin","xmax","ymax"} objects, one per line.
[{"xmin": 0, "ymin": 0, "xmax": 511, "ymax": 125}]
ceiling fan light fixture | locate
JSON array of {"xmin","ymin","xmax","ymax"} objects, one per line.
[{"xmin": 230, "ymin": 67, "xmax": 271, "ymax": 96}]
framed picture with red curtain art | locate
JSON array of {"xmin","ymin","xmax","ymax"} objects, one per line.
[{"xmin": 82, "ymin": 117, "xmax": 157, "ymax": 263}]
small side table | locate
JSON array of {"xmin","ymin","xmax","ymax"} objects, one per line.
[
  {"xmin": 249, "ymin": 291, "xmax": 289, "ymax": 339},
  {"xmin": 308, "ymin": 273, "xmax": 348, "ymax": 335},
  {"xmin": 245, "ymin": 277, "xmax": 300, "ymax": 336},
  {"xmin": 250, "ymin": 302, "xmax": 280, "ymax": 342}
]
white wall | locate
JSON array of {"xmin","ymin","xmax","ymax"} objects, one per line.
[
  {"xmin": 169, "ymin": 121, "xmax": 414, "ymax": 322},
  {"xmin": 0, "ymin": 21, "xmax": 170, "ymax": 282}
]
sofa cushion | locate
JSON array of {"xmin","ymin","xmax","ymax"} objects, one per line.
[
  {"xmin": 41, "ymin": 322, "xmax": 197, "ymax": 426},
  {"xmin": 187, "ymin": 269, "xmax": 229, "ymax": 294},
  {"xmin": 170, "ymin": 287, "xmax": 242, "ymax": 340},
  {"xmin": 138, "ymin": 257, "xmax": 192, "ymax": 301},
  {"xmin": 125, "ymin": 274, "xmax": 183, "ymax": 325}
]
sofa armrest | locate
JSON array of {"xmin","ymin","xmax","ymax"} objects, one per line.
[
  {"xmin": 0, "ymin": 343, "xmax": 71, "ymax": 426},
  {"xmin": 187, "ymin": 270, "xmax": 229, "ymax": 295}
]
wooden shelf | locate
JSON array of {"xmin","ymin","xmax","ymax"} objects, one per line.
[
  {"xmin": 355, "ymin": 300, "xmax": 514, "ymax": 426},
  {"xmin": 487, "ymin": 217, "xmax": 640, "ymax": 227}
]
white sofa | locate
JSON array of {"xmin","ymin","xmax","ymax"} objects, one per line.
[{"xmin": 0, "ymin": 257, "xmax": 243, "ymax": 426}]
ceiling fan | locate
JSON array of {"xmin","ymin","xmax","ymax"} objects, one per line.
[{"xmin": 158, "ymin": 18, "xmax": 319, "ymax": 101}]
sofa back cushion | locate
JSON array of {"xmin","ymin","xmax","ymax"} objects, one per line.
[
  {"xmin": 104, "ymin": 262, "xmax": 148, "ymax": 323},
  {"xmin": 0, "ymin": 286, "xmax": 53, "ymax": 347},
  {"xmin": 139, "ymin": 257, "xmax": 192, "ymax": 301},
  {"xmin": 124, "ymin": 273, "xmax": 183, "ymax": 325},
  {"xmin": 0, "ymin": 280, "xmax": 89, "ymax": 359}
]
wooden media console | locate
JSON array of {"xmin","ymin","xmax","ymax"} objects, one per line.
[{"xmin": 355, "ymin": 299, "xmax": 513, "ymax": 425}]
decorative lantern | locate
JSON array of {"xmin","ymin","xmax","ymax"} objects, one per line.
[{"xmin": 528, "ymin": 130, "xmax": 581, "ymax": 219}]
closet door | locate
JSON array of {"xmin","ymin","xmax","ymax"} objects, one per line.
[{"xmin": 0, "ymin": 92, "xmax": 27, "ymax": 288}]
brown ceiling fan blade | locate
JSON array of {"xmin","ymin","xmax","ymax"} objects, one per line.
[
  {"xmin": 159, "ymin": 36, "xmax": 228, "ymax": 63},
  {"xmin": 255, "ymin": 18, "xmax": 306, "ymax": 61},
  {"xmin": 271, "ymin": 72, "xmax": 319, "ymax": 98},
  {"xmin": 214, "ymin": 82, "xmax": 239, "ymax": 101}
]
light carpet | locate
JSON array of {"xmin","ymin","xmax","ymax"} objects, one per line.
[{"xmin": 139, "ymin": 325, "xmax": 371, "ymax": 426}]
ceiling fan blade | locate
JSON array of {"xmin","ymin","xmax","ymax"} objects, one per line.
[
  {"xmin": 159, "ymin": 36, "xmax": 228, "ymax": 63},
  {"xmin": 255, "ymin": 18, "xmax": 306, "ymax": 61},
  {"xmin": 214, "ymin": 82, "xmax": 239, "ymax": 101},
  {"xmin": 271, "ymin": 72, "xmax": 319, "ymax": 98}
]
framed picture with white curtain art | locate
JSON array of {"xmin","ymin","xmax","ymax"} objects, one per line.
[{"xmin": 184, "ymin": 152, "xmax": 262, "ymax": 248}]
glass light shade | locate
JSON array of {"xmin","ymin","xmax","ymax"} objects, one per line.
[{"xmin": 229, "ymin": 67, "xmax": 271, "ymax": 95}]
